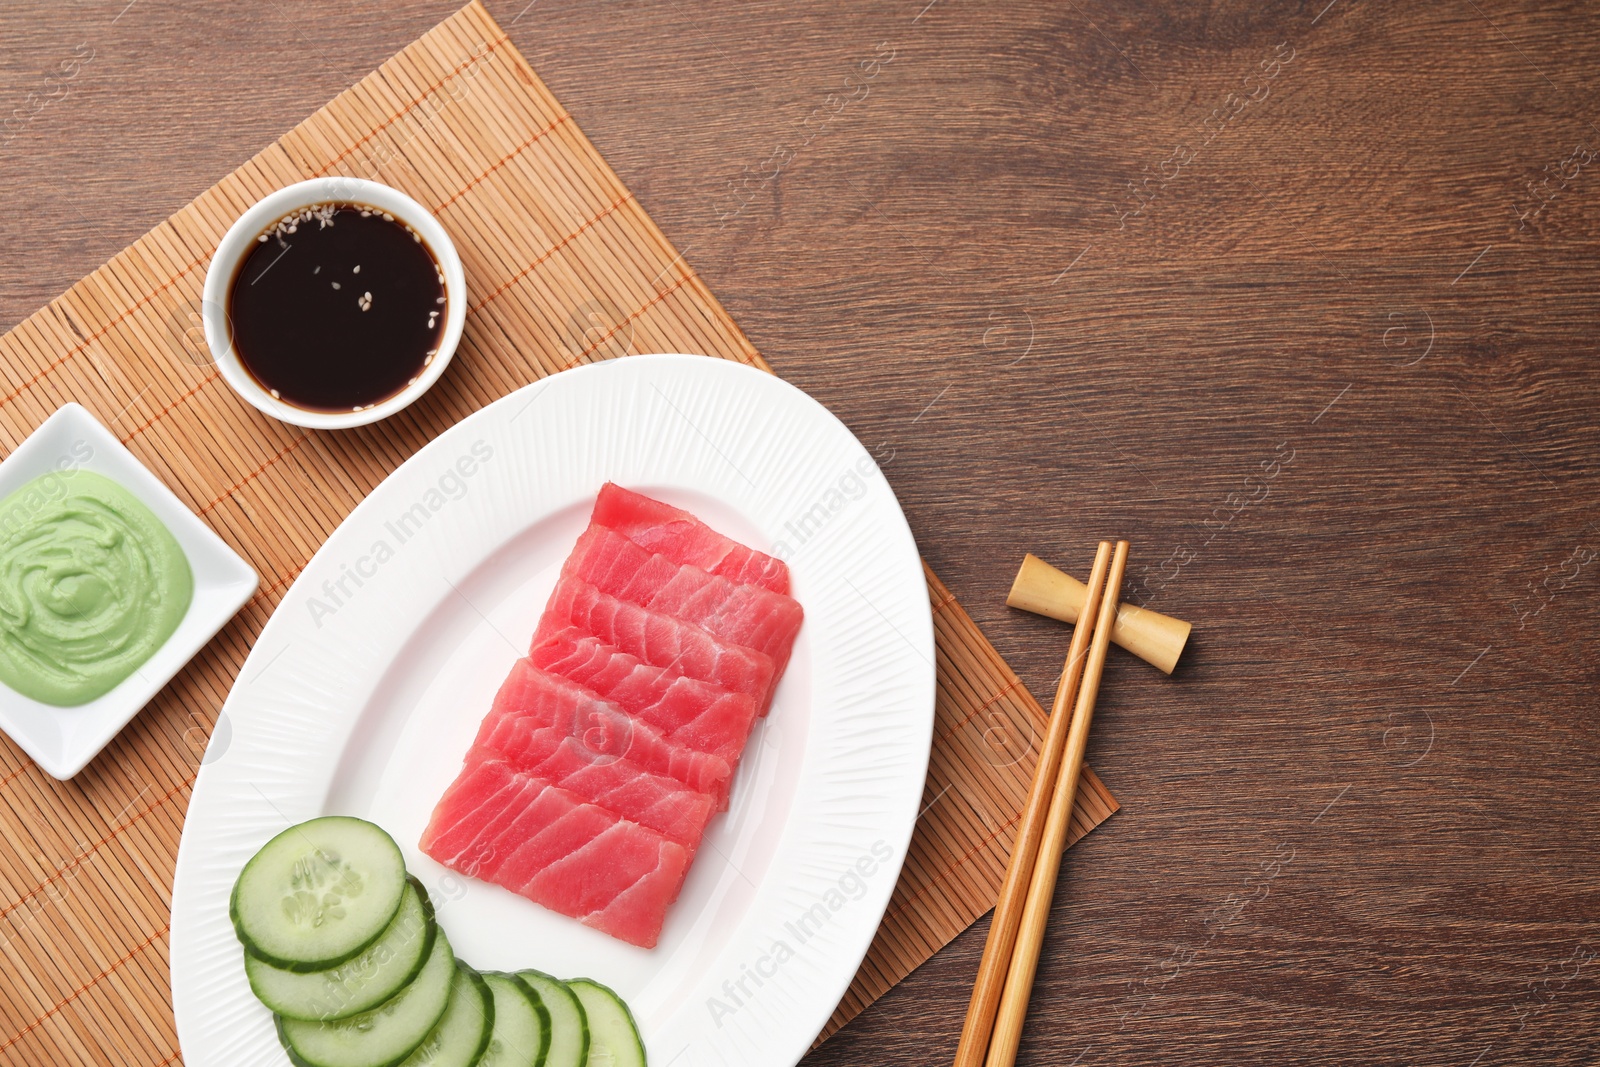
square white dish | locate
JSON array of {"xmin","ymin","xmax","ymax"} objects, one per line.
[{"xmin": 0, "ymin": 402, "xmax": 258, "ymax": 779}]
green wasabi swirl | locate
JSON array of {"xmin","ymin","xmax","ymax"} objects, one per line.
[{"xmin": 0, "ymin": 470, "xmax": 193, "ymax": 706}]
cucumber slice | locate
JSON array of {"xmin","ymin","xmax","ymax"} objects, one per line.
[
  {"xmin": 233, "ymin": 816, "xmax": 407, "ymax": 972},
  {"xmin": 477, "ymin": 973, "xmax": 551, "ymax": 1067},
  {"xmin": 514, "ymin": 971, "xmax": 586, "ymax": 1067},
  {"xmin": 566, "ymin": 980, "xmax": 644, "ymax": 1067},
  {"xmin": 247, "ymin": 878, "xmax": 435, "ymax": 1021},
  {"xmin": 401, "ymin": 964, "xmax": 493, "ymax": 1067},
  {"xmin": 279, "ymin": 927, "xmax": 456, "ymax": 1067}
]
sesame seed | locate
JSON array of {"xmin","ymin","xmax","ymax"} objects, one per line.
[
  {"xmin": 353, "ymin": 265, "xmax": 361, "ymax": 274},
  {"xmin": 331, "ymin": 282, "xmax": 341, "ymax": 289}
]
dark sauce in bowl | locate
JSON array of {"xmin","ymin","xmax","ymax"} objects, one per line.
[{"xmin": 228, "ymin": 203, "xmax": 447, "ymax": 413}]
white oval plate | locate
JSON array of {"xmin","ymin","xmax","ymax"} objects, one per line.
[{"xmin": 170, "ymin": 354, "xmax": 934, "ymax": 1066}]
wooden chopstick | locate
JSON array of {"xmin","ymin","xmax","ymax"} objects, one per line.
[
  {"xmin": 951, "ymin": 541, "xmax": 1116, "ymax": 1067},
  {"xmin": 983, "ymin": 540, "xmax": 1130, "ymax": 1067}
]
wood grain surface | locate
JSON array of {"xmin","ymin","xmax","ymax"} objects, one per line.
[{"xmin": 2, "ymin": 2, "xmax": 1597, "ymax": 1065}]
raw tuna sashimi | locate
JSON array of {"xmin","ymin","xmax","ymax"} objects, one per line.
[
  {"xmin": 424, "ymin": 485, "xmax": 803, "ymax": 950},
  {"xmin": 528, "ymin": 628, "xmax": 761, "ymax": 762},
  {"xmin": 421, "ymin": 756, "xmax": 690, "ymax": 948},
  {"xmin": 592, "ymin": 482, "xmax": 791, "ymax": 594},
  {"xmin": 486, "ymin": 728, "xmax": 716, "ymax": 846},
  {"xmin": 534, "ymin": 576, "xmax": 778, "ymax": 706},
  {"xmin": 563, "ymin": 526, "xmax": 804, "ymax": 679},
  {"xmin": 480, "ymin": 657, "xmax": 736, "ymax": 802}
]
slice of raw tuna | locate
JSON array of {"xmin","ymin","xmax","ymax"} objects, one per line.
[
  {"xmin": 535, "ymin": 576, "xmax": 777, "ymax": 706},
  {"xmin": 481, "ymin": 657, "xmax": 735, "ymax": 802},
  {"xmin": 524, "ymin": 820, "xmax": 690, "ymax": 948},
  {"xmin": 420, "ymin": 755, "xmax": 690, "ymax": 948},
  {"xmin": 423, "ymin": 486, "xmax": 804, "ymax": 951},
  {"xmin": 563, "ymin": 526, "xmax": 804, "ymax": 686},
  {"xmin": 419, "ymin": 756, "xmax": 556, "ymax": 875},
  {"xmin": 484, "ymin": 726, "xmax": 715, "ymax": 847},
  {"xmin": 591, "ymin": 482, "xmax": 791, "ymax": 594},
  {"xmin": 421, "ymin": 757, "xmax": 596, "ymax": 881},
  {"xmin": 528, "ymin": 628, "xmax": 760, "ymax": 766}
]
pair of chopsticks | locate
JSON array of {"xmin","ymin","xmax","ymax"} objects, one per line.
[{"xmin": 953, "ymin": 540, "xmax": 1130, "ymax": 1067}]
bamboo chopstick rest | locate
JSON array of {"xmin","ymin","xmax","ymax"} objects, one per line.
[
  {"xmin": 951, "ymin": 542, "xmax": 1116, "ymax": 1067},
  {"xmin": 1008, "ymin": 553, "xmax": 1191, "ymax": 674}
]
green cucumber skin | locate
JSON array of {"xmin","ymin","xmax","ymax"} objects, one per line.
[
  {"xmin": 231, "ymin": 817, "xmax": 407, "ymax": 973},
  {"xmin": 277, "ymin": 929, "xmax": 456, "ymax": 1067},
  {"xmin": 566, "ymin": 979, "xmax": 645, "ymax": 1067},
  {"xmin": 273, "ymin": 1017, "xmax": 464, "ymax": 1067},
  {"xmin": 276, "ymin": 1015, "xmax": 439, "ymax": 1067},
  {"xmin": 523, "ymin": 982, "xmax": 552, "ymax": 1067},
  {"xmin": 479, "ymin": 973, "xmax": 552, "ymax": 1067},
  {"xmin": 247, "ymin": 877, "xmax": 438, "ymax": 1022},
  {"xmin": 514, "ymin": 971, "xmax": 587, "ymax": 1067},
  {"xmin": 459, "ymin": 968, "xmax": 495, "ymax": 1067},
  {"xmin": 277, "ymin": 1014, "xmax": 319, "ymax": 1067},
  {"xmin": 401, "ymin": 966, "xmax": 493, "ymax": 1067}
]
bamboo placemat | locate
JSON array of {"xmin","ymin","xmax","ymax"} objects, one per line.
[{"xmin": 0, "ymin": 5, "xmax": 1117, "ymax": 1062}]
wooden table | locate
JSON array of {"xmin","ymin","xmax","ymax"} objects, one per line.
[{"xmin": 3, "ymin": 1, "xmax": 1597, "ymax": 1063}]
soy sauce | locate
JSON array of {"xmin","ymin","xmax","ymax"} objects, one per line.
[{"xmin": 228, "ymin": 203, "xmax": 447, "ymax": 412}]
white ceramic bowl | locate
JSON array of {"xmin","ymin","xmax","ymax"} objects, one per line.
[{"xmin": 202, "ymin": 177, "xmax": 467, "ymax": 430}]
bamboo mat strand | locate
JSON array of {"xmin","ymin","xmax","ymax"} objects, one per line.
[{"xmin": 0, "ymin": 6, "xmax": 1116, "ymax": 1063}]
